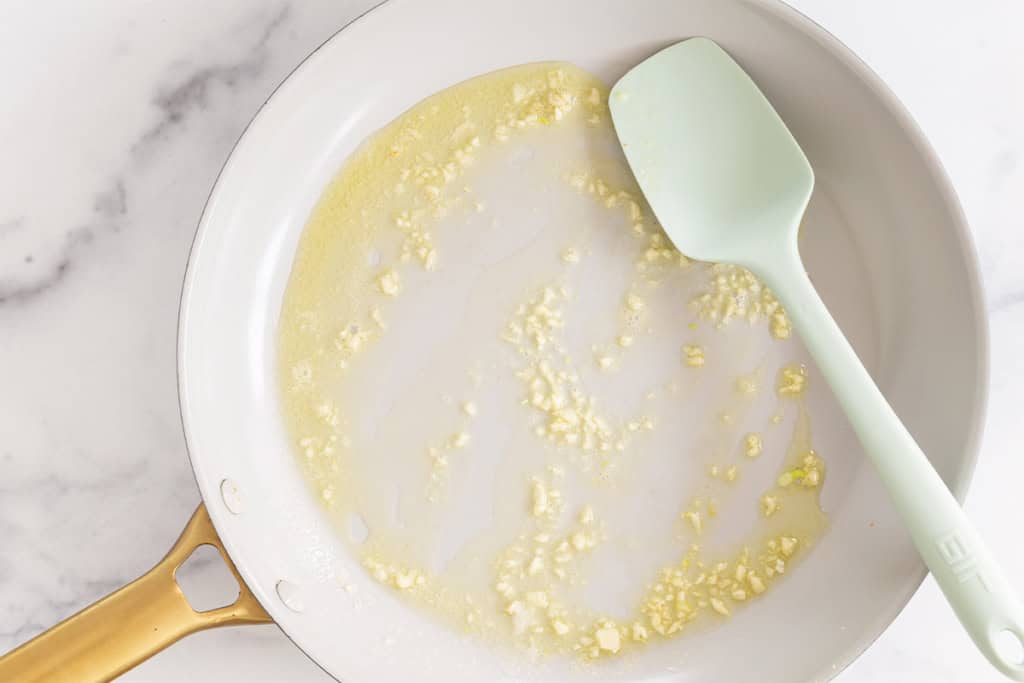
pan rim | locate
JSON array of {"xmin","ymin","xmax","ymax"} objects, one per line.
[{"xmin": 176, "ymin": 1, "xmax": 990, "ymax": 680}]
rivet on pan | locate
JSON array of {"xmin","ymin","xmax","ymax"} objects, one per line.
[
  {"xmin": 220, "ymin": 479, "xmax": 244, "ymax": 514},
  {"xmin": 276, "ymin": 580, "xmax": 305, "ymax": 613}
]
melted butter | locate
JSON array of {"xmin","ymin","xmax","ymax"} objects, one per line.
[{"xmin": 278, "ymin": 62, "xmax": 827, "ymax": 661}]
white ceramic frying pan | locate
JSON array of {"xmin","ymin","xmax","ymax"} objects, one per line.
[{"xmin": 0, "ymin": 0, "xmax": 988, "ymax": 681}]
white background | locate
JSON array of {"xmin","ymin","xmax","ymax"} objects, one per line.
[{"xmin": 0, "ymin": 1, "xmax": 1021, "ymax": 681}]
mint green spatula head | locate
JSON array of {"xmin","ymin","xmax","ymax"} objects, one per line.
[
  {"xmin": 611, "ymin": 38, "xmax": 1024, "ymax": 680},
  {"xmin": 610, "ymin": 37, "xmax": 813, "ymax": 266}
]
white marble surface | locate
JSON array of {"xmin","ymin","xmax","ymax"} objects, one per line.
[{"xmin": 0, "ymin": 1, "xmax": 1021, "ymax": 681}]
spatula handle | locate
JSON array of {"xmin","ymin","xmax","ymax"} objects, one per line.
[{"xmin": 756, "ymin": 246, "xmax": 1024, "ymax": 680}]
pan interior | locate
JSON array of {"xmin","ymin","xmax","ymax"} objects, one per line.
[
  {"xmin": 178, "ymin": 1, "xmax": 985, "ymax": 681},
  {"xmin": 277, "ymin": 61, "xmax": 836, "ymax": 667}
]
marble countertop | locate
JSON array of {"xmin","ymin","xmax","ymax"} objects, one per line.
[{"xmin": 1, "ymin": 1, "xmax": 1021, "ymax": 681}]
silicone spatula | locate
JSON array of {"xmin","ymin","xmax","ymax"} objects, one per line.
[{"xmin": 609, "ymin": 37, "xmax": 1024, "ymax": 679}]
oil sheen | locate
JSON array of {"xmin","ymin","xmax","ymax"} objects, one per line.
[{"xmin": 278, "ymin": 63, "xmax": 828, "ymax": 661}]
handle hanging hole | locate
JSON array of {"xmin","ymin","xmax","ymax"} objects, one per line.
[
  {"xmin": 995, "ymin": 629, "xmax": 1024, "ymax": 667},
  {"xmin": 174, "ymin": 544, "xmax": 241, "ymax": 613}
]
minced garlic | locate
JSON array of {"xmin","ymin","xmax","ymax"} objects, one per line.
[
  {"xmin": 736, "ymin": 373, "xmax": 759, "ymax": 395},
  {"xmin": 279, "ymin": 60, "xmax": 829, "ymax": 664},
  {"xmin": 690, "ymin": 263, "xmax": 791, "ymax": 339},
  {"xmin": 364, "ymin": 557, "xmax": 428, "ymax": 592},
  {"xmin": 761, "ymin": 495, "xmax": 781, "ymax": 518},
  {"xmin": 777, "ymin": 450, "xmax": 824, "ymax": 488},
  {"xmin": 744, "ymin": 432, "xmax": 764, "ymax": 458},
  {"xmin": 682, "ymin": 510, "xmax": 703, "ymax": 535},
  {"xmin": 777, "ymin": 364, "xmax": 808, "ymax": 396},
  {"xmin": 578, "ymin": 505, "xmax": 595, "ymax": 525},
  {"xmin": 625, "ymin": 294, "xmax": 645, "ymax": 312},
  {"xmin": 504, "ymin": 283, "xmax": 658, "ymax": 463},
  {"xmin": 376, "ymin": 268, "xmax": 401, "ymax": 296},
  {"xmin": 682, "ymin": 345, "xmax": 705, "ymax": 368},
  {"xmin": 595, "ymin": 625, "xmax": 622, "ymax": 653},
  {"xmin": 531, "ymin": 479, "xmax": 551, "ymax": 517}
]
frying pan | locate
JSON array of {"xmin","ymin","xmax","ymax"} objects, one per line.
[{"xmin": 0, "ymin": 0, "xmax": 988, "ymax": 681}]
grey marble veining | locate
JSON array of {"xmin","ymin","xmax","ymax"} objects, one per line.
[
  {"xmin": 1, "ymin": 1, "xmax": 1020, "ymax": 681},
  {"xmin": 0, "ymin": 3, "xmax": 298, "ymax": 308},
  {"xmin": 0, "ymin": 4, "xmax": 376, "ymax": 678}
]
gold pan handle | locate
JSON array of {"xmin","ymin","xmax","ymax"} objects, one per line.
[{"xmin": 0, "ymin": 504, "xmax": 272, "ymax": 682}]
